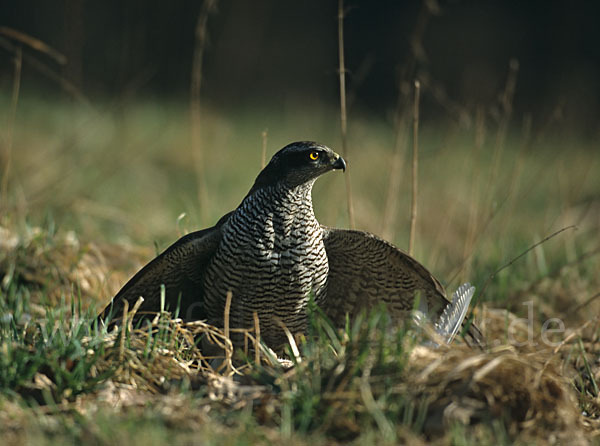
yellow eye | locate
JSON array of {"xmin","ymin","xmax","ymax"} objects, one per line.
[{"xmin": 309, "ymin": 151, "xmax": 319, "ymax": 161}]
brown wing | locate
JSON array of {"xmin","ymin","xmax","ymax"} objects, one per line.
[
  {"xmin": 321, "ymin": 227, "xmax": 483, "ymax": 347},
  {"xmin": 98, "ymin": 215, "xmax": 230, "ymax": 325},
  {"xmin": 321, "ymin": 227, "xmax": 448, "ymax": 325}
]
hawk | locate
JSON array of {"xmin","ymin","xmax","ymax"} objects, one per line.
[{"xmin": 98, "ymin": 141, "xmax": 482, "ymax": 350}]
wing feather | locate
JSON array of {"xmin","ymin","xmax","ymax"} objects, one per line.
[
  {"xmin": 98, "ymin": 214, "xmax": 230, "ymax": 325},
  {"xmin": 321, "ymin": 227, "xmax": 483, "ymax": 347}
]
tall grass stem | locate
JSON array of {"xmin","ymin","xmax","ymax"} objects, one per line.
[
  {"xmin": 190, "ymin": 0, "xmax": 218, "ymax": 225},
  {"xmin": 1, "ymin": 46, "xmax": 21, "ymax": 215},
  {"xmin": 337, "ymin": 0, "xmax": 355, "ymax": 229},
  {"xmin": 261, "ymin": 130, "xmax": 268, "ymax": 169},
  {"xmin": 408, "ymin": 80, "xmax": 421, "ymax": 256}
]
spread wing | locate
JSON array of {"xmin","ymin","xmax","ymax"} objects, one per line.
[
  {"xmin": 97, "ymin": 215, "xmax": 230, "ymax": 325},
  {"xmin": 320, "ymin": 227, "xmax": 484, "ymax": 347},
  {"xmin": 321, "ymin": 227, "xmax": 448, "ymax": 325}
]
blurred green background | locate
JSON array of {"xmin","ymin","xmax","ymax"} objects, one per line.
[{"xmin": 1, "ymin": 0, "xmax": 599, "ymax": 299}]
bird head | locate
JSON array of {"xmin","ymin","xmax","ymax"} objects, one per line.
[{"xmin": 250, "ymin": 141, "xmax": 346, "ymax": 193}]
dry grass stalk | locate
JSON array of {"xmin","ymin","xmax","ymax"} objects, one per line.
[
  {"xmin": 224, "ymin": 290, "xmax": 232, "ymax": 340},
  {"xmin": 381, "ymin": 116, "xmax": 408, "ymax": 240},
  {"xmin": 408, "ymin": 80, "xmax": 421, "ymax": 256},
  {"xmin": 0, "ymin": 35, "xmax": 89, "ymax": 105},
  {"xmin": 261, "ymin": 129, "xmax": 268, "ymax": 169},
  {"xmin": 274, "ymin": 316, "xmax": 301, "ymax": 364},
  {"xmin": 360, "ymin": 336, "xmax": 395, "ymax": 441},
  {"xmin": 119, "ymin": 300, "xmax": 129, "ymax": 363},
  {"xmin": 0, "ymin": 26, "xmax": 66, "ymax": 65},
  {"xmin": 567, "ymin": 291, "xmax": 600, "ymax": 317},
  {"xmin": 380, "ymin": 1, "xmax": 433, "ymax": 241},
  {"xmin": 253, "ymin": 311, "xmax": 261, "ymax": 365},
  {"xmin": 128, "ymin": 296, "xmax": 145, "ymax": 332},
  {"xmin": 496, "ymin": 58, "xmax": 519, "ymax": 151},
  {"xmin": 458, "ymin": 106, "xmax": 486, "ymax": 281},
  {"xmin": 484, "ymin": 58, "xmax": 519, "ymax": 210},
  {"xmin": 337, "ymin": 0, "xmax": 355, "ymax": 229},
  {"xmin": 190, "ymin": 0, "xmax": 218, "ymax": 225},
  {"xmin": 476, "ymin": 225, "xmax": 576, "ymax": 303},
  {"xmin": 1, "ymin": 45, "xmax": 21, "ymax": 215}
]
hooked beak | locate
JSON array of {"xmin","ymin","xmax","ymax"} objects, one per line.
[{"xmin": 332, "ymin": 154, "xmax": 346, "ymax": 172}]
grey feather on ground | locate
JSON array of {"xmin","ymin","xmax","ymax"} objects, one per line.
[{"xmin": 435, "ymin": 283, "xmax": 476, "ymax": 344}]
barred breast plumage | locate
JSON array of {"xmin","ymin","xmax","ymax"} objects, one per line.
[
  {"xmin": 203, "ymin": 180, "xmax": 328, "ymax": 349},
  {"xmin": 98, "ymin": 141, "xmax": 484, "ymax": 351}
]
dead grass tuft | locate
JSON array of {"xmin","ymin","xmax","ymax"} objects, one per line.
[
  {"xmin": 0, "ymin": 224, "xmax": 141, "ymax": 311},
  {"xmin": 407, "ymin": 344, "xmax": 584, "ymax": 443}
]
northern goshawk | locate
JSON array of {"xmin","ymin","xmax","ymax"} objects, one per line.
[{"xmin": 98, "ymin": 141, "xmax": 483, "ymax": 350}]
